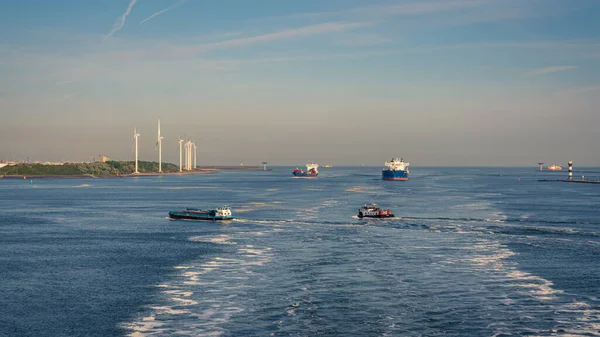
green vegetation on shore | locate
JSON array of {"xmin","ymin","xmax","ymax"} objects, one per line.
[{"xmin": 0, "ymin": 161, "xmax": 180, "ymax": 177}]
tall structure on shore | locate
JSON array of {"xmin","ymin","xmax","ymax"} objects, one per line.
[
  {"xmin": 156, "ymin": 120, "xmax": 163, "ymax": 173},
  {"xmin": 262, "ymin": 162, "xmax": 268, "ymax": 171},
  {"xmin": 184, "ymin": 140, "xmax": 188, "ymax": 170},
  {"xmin": 133, "ymin": 128, "xmax": 140, "ymax": 174},
  {"xmin": 193, "ymin": 143, "xmax": 197, "ymax": 169},
  {"xmin": 568, "ymin": 161, "xmax": 573, "ymax": 180},
  {"xmin": 184, "ymin": 139, "xmax": 192, "ymax": 171},
  {"xmin": 538, "ymin": 162, "xmax": 544, "ymax": 171},
  {"xmin": 178, "ymin": 137, "xmax": 184, "ymax": 172}
]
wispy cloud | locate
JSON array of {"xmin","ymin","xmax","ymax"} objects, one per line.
[
  {"xmin": 252, "ymin": 0, "xmax": 489, "ymax": 22},
  {"xmin": 526, "ymin": 65, "xmax": 577, "ymax": 77},
  {"xmin": 335, "ymin": 34, "xmax": 392, "ymax": 47},
  {"xmin": 55, "ymin": 80, "xmax": 77, "ymax": 86},
  {"xmin": 178, "ymin": 21, "xmax": 372, "ymax": 54},
  {"xmin": 558, "ymin": 85, "xmax": 600, "ymax": 95},
  {"xmin": 140, "ymin": 0, "xmax": 187, "ymax": 25},
  {"xmin": 352, "ymin": 0, "xmax": 489, "ymax": 16},
  {"xmin": 104, "ymin": 0, "xmax": 138, "ymax": 41}
]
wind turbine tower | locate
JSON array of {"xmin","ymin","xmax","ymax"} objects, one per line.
[
  {"xmin": 184, "ymin": 139, "xmax": 192, "ymax": 170},
  {"xmin": 184, "ymin": 140, "xmax": 188, "ymax": 170},
  {"xmin": 133, "ymin": 127, "xmax": 140, "ymax": 174},
  {"xmin": 178, "ymin": 137, "xmax": 184, "ymax": 172},
  {"xmin": 156, "ymin": 119, "xmax": 164, "ymax": 173},
  {"xmin": 193, "ymin": 143, "xmax": 197, "ymax": 169}
]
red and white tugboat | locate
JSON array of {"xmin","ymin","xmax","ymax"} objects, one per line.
[{"xmin": 358, "ymin": 204, "xmax": 395, "ymax": 219}]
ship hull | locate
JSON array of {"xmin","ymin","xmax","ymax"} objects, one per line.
[
  {"xmin": 293, "ymin": 171, "xmax": 318, "ymax": 177},
  {"xmin": 382, "ymin": 170, "xmax": 408, "ymax": 180},
  {"xmin": 358, "ymin": 214, "xmax": 395, "ymax": 219},
  {"xmin": 169, "ymin": 211, "xmax": 234, "ymax": 221}
]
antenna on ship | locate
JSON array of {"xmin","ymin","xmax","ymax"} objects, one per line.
[
  {"xmin": 133, "ymin": 127, "xmax": 140, "ymax": 174},
  {"xmin": 156, "ymin": 119, "xmax": 163, "ymax": 173},
  {"xmin": 178, "ymin": 137, "xmax": 184, "ymax": 172}
]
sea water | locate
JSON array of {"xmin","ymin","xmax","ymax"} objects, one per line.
[{"xmin": 1, "ymin": 167, "xmax": 599, "ymax": 336}]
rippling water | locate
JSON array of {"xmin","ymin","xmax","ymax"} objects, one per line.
[{"xmin": 1, "ymin": 167, "xmax": 600, "ymax": 336}]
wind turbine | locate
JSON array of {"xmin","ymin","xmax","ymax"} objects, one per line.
[
  {"xmin": 193, "ymin": 142, "xmax": 197, "ymax": 169},
  {"xmin": 156, "ymin": 119, "xmax": 163, "ymax": 173},
  {"xmin": 133, "ymin": 127, "xmax": 140, "ymax": 174},
  {"xmin": 178, "ymin": 137, "xmax": 184, "ymax": 172},
  {"xmin": 185, "ymin": 139, "xmax": 192, "ymax": 170}
]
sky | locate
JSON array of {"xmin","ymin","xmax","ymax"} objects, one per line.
[{"xmin": 1, "ymin": 0, "xmax": 600, "ymax": 166}]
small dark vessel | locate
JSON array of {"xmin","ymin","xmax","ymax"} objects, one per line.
[
  {"xmin": 358, "ymin": 204, "xmax": 395, "ymax": 218},
  {"xmin": 169, "ymin": 206, "xmax": 234, "ymax": 221}
]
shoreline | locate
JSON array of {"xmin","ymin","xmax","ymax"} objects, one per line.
[
  {"xmin": 198, "ymin": 166, "xmax": 269, "ymax": 171},
  {"xmin": 0, "ymin": 169, "xmax": 218, "ymax": 179}
]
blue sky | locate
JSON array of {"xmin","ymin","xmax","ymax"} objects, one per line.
[{"xmin": 1, "ymin": 0, "xmax": 600, "ymax": 166}]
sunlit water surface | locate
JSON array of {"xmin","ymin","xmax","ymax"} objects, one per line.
[{"xmin": 1, "ymin": 167, "xmax": 600, "ymax": 336}]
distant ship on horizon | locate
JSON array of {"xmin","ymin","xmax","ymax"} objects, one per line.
[{"xmin": 548, "ymin": 165, "xmax": 563, "ymax": 171}]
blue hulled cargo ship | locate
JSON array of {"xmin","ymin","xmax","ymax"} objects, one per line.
[{"xmin": 382, "ymin": 158, "xmax": 410, "ymax": 181}]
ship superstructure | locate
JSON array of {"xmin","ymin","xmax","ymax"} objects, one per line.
[
  {"xmin": 358, "ymin": 204, "xmax": 395, "ymax": 218},
  {"xmin": 382, "ymin": 158, "xmax": 410, "ymax": 181}
]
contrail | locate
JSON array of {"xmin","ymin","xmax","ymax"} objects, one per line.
[
  {"xmin": 104, "ymin": 0, "xmax": 138, "ymax": 41},
  {"xmin": 140, "ymin": 0, "xmax": 187, "ymax": 25}
]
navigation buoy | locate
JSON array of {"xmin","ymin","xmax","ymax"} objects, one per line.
[{"xmin": 517, "ymin": 178, "xmax": 520, "ymax": 182}]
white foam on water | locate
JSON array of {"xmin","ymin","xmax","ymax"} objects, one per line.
[
  {"xmin": 170, "ymin": 297, "xmax": 198, "ymax": 306},
  {"xmin": 460, "ymin": 237, "xmax": 600, "ymax": 336},
  {"xmin": 151, "ymin": 306, "xmax": 190, "ymax": 315},
  {"xmin": 485, "ymin": 211, "xmax": 508, "ymax": 222},
  {"xmin": 455, "ymin": 202, "xmax": 491, "ymax": 211},
  {"xmin": 123, "ymin": 231, "xmax": 274, "ymax": 336},
  {"xmin": 506, "ymin": 270, "xmax": 563, "ymax": 300},
  {"xmin": 345, "ymin": 186, "xmax": 377, "ymax": 193},
  {"xmin": 188, "ymin": 234, "xmax": 237, "ymax": 245},
  {"xmin": 123, "ymin": 315, "xmax": 166, "ymax": 337},
  {"xmin": 163, "ymin": 289, "xmax": 193, "ymax": 297}
]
